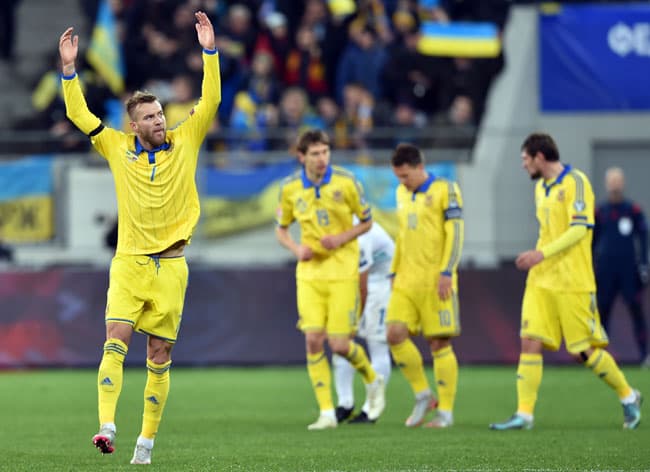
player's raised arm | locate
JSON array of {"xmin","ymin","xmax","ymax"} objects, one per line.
[
  {"xmin": 178, "ymin": 11, "xmax": 221, "ymax": 142},
  {"xmin": 59, "ymin": 27, "xmax": 103, "ymax": 136}
]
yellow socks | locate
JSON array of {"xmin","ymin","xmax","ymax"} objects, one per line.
[
  {"xmin": 98, "ymin": 338, "xmax": 127, "ymax": 425},
  {"xmin": 344, "ymin": 341, "xmax": 377, "ymax": 384},
  {"xmin": 516, "ymin": 353, "xmax": 543, "ymax": 416},
  {"xmin": 390, "ymin": 339, "xmax": 430, "ymax": 395},
  {"xmin": 307, "ymin": 351, "xmax": 333, "ymax": 411},
  {"xmin": 432, "ymin": 346, "xmax": 458, "ymax": 412},
  {"xmin": 585, "ymin": 349, "xmax": 633, "ymax": 399},
  {"xmin": 141, "ymin": 359, "xmax": 172, "ymax": 439}
]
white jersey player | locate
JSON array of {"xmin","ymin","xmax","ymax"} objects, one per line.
[{"xmin": 333, "ymin": 220, "xmax": 395, "ymax": 423}]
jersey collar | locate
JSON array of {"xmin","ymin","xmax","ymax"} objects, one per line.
[
  {"xmin": 135, "ymin": 136, "xmax": 170, "ymax": 164},
  {"xmin": 412, "ymin": 173, "xmax": 436, "ymax": 197},
  {"xmin": 542, "ymin": 164, "xmax": 571, "ymax": 196},
  {"xmin": 301, "ymin": 165, "xmax": 332, "ymax": 189}
]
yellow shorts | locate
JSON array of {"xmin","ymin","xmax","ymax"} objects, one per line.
[
  {"xmin": 105, "ymin": 254, "xmax": 189, "ymax": 343},
  {"xmin": 296, "ymin": 278, "xmax": 359, "ymax": 336},
  {"xmin": 521, "ymin": 286, "xmax": 609, "ymax": 353},
  {"xmin": 386, "ymin": 286, "xmax": 461, "ymax": 338}
]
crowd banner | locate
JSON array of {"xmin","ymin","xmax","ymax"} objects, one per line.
[
  {"xmin": 540, "ymin": 3, "xmax": 650, "ymax": 111},
  {"xmin": 200, "ymin": 161, "xmax": 457, "ymax": 238},
  {"xmin": 0, "ymin": 156, "xmax": 54, "ymax": 243},
  {"xmin": 200, "ymin": 160, "xmax": 297, "ymax": 237}
]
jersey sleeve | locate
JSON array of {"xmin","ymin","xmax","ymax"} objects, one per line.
[
  {"xmin": 348, "ymin": 177, "xmax": 372, "ymax": 222},
  {"xmin": 439, "ymin": 181, "xmax": 464, "ymax": 275},
  {"xmin": 61, "ymin": 73, "xmax": 122, "ymax": 160},
  {"xmin": 276, "ymin": 183, "xmax": 295, "ymax": 228},
  {"xmin": 567, "ymin": 172, "xmax": 595, "ymax": 228},
  {"xmin": 358, "ymin": 234, "xmax": 373, "ymax": 274}
]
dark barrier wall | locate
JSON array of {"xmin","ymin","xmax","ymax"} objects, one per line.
[{"xmin": 0, "ymin": 266, "xmax": 645, "ymax": 367}]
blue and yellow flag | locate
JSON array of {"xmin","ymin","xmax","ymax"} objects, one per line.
[
  {"xmin": 86, "ymin": 0, "xmax": 125, "ymax": 95},
  {"xmin": 201, "ymin": 160, "xmax": 297, "ymax": 237},
  {"xmin": 0, "ymin": 156, "xmax": 55, "ymax": 243},
  {"xmin": 418, "ymin": 21, "xmax": 501, "ymax": 58}
]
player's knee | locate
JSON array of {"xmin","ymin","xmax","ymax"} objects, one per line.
[
  {"xmin": 147, "ymin": 339, "xmax": 172, "ymax": 364},
  {"xmin": 429, "ymin": 337, "xmax": 450, "ymax": 352},
  {"xmin": 328, "ymin": 337, "xmax": 349, "ymax": 355},
  {"xmin": 572, "ymin": 351, "xmax": 590, "ymax": 364},
  {"xmin": 305, "ymin": 332, "xmax": 326, "ymax": 354},
  {"xmin": 386, "ymin": 323, "xmax": 407, "ymax": 345}
]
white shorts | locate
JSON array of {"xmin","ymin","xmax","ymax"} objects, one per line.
[{"xmin": 357, "ymin": 280, "xmax": 391, "ymax": 342}]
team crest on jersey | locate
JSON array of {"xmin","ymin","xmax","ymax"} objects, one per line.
[
  {"xmin": 425, "ymin": 195, "xmax": 433, "ymax": 207},
  {"xmin": 574, "ymin": 200, "xmax": 586, "ymax": 212},
  {"xmin": 557, "ymin": 190, "xmax": 565, "ymax": 202},
  {"xmin": 125, "ymin": 150, "xmax": 139, "ymax": 162},
  {"xmin": 332, "ymin": 189, "xmax": 343, "ymax": 203},
  {"xmin": 296, "ymin": 197, "xmax": 308, "ymax": 213}
]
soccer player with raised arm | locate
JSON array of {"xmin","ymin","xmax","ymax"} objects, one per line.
[
  {"xmin": 275, "ymin": 129, "xmax": 386, "ymax": 430},
  {"xmin": 59, "ymin": 11, "xmax": 220, "ymax": 464},
  {"xmin": 332, "ymin": 219, "xmax": 395, "ymax": 424},
  {"xmin": 490, "ymin": 133, "xmax": 642, "ymax": 431},
  {"xmin": 387, "ymin": 143, "xmax": 464, "ymax": 429}
]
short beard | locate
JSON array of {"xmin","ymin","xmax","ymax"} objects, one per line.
[{"xmin": 530, "ymin": 171, "xmax": 541, "ymax": 180}]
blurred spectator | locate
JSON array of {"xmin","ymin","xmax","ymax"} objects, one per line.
[
  {"xmin": 381, "ymin": 30, "xmax": 450, "ymax": 114},
  {"xmin": 215, "ymin": 4, "xmax": 258, "ymax": 122},
  {"xmin": 284, "ymin": 24, "xmax": 329, "ymax": 102},
  {"xmin": 447, "ymin": 95, "xmax": 474, "ymax": 127},
  {"xmin": 300, "ymin": 0, "xmax": 329, "ymax": 43},
  {"xmin": 275, "ymin": 87, "xmax": 324, "ymax": 150},
  {"xmin": 254, "ymin": 11, "xmax": 291, "ymax": 78},
  {"xmin": 349, "ymin": 0, "xmax": 393, "ymax": 45},
  {"xmin": 229, "ymin": 51, "xmax": 280, "ymax": 150},
  {"xmin": 321, "ymin": 8, "xmax": 355, "ymax": 92},
  {"xmin": 379, "ymin": 101, "xmax": 428, "ymax": 148},
  {"xmin": 164, "ymin": 75, "xmax": 199, "ymax": 129},
  {"xmin": 340, "ymin": 83, "xmax": 374, "ymax": 149},
  {"xmin": 316, "ymin": 96, "xmax": 349, "ymax": 149},
  {"xmin": 335, "ymin": 25, "xmax": 387, "ymax": 104}
]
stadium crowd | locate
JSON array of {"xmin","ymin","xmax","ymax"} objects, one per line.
[{"xmin": 16, "ymin": 0, "xmax": 508, "ymax": 153}]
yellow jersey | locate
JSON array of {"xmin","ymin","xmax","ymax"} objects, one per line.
[
  {"xmin": 391, "ymin": 175, "xmax": 464, "ymax": 289},
  {"xmin": 62, "ymin": 51, "xmax": 221, "ymax": 255},
  {"xmin": 527, "ymin": 165, "xmax": 596, "ymax": 292},
  {"xmin": 277, "ymin": 165, "xmax": 371, "ymax": 280}
]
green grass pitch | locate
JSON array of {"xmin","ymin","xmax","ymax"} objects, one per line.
[{"xmin": 2, "ymin": 366, "xmax": 649, "ymax": 471}]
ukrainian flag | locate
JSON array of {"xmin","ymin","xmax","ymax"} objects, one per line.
[
  {"xmin": 418, "ymin": 21, "xmax": 501, "ymax": 58},
  {"xmin": 86, "ymin": 0, "xmax": 125, "ymax": 95},
  {"xmin": 0, "ymin": 156, "xmax": 55, "ymax": 242}
]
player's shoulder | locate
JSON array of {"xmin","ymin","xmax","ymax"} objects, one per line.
[
  {"xmin": 331, "ymin": 165, "xmax": 358, "ymax": 183},
  {"xmin": 280, "ymin": 169, "xmax": 302, "ymax": 186},
  {"xmin": 566, "ymin": 167, "xmax": 592, "ymax": 187}
]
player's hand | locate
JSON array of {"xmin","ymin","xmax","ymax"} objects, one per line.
[
  {"xmin": 638, "ymin": 264, "xmax": 649, "ymax": 286},
  {"xmin": 515, "ymin": 250, "xmax": 544, "ymax": 271},
  {"xmin": 438, "ymin": 274, "xmax": 452, "ymax": 300},
  {"xmin": 320, "ymin": 234, "xmax": 343, "ymax": 250},
  {"xmin": 296, "ymin": 245, "xmax": 314, "ymax": 261},
  {"xmin": 195, "ymin": 11, "xmax": 215, "ymax": 50},
  {"xmin": 59, "ymin": 27, "xmax": 78, "ymax": 73}
]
